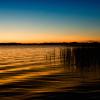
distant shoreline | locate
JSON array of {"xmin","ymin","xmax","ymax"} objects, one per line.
[{"xmin": 0, "ymin": 42, "xmax": 100, "ymax": 47}]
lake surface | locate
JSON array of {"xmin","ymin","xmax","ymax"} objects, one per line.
[{"xmin": 0, "ymin": 45, "xmax": 100, "ymax": 100}]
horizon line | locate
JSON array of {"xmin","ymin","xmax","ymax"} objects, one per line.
[{"xmin": 0, "ymin": 41, "xmax": 100, "ymax": 44}]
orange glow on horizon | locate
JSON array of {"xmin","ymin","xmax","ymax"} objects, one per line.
[
  {"xmin": 0, "ymin": 29, "xmax": 100, "ymax": 43},
  {"xmin": 0, "ymin": 35, "xmax": 99, "ymax": 43}
]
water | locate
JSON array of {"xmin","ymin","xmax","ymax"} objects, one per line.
[{"xmin": 0, "ymin": 45, "xmax": 100, "ymax": 99}]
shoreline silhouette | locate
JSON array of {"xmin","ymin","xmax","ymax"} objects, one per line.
[{"xmin": 0, "ymin": 42, "xmax": 100, "ymax": 47}]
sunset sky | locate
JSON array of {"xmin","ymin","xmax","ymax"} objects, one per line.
[{"xmin": 0, "ymin": 0, "xmax": 100, "ymax": 43}]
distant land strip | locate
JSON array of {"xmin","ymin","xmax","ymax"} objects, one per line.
[{"xmin": 0, "ymin": 42, "xmax": 100, "ymax": 47}]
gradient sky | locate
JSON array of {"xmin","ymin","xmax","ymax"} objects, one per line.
[{"xmin": 0, "ymin": 0, "xmax": 100, "ymax": 43}]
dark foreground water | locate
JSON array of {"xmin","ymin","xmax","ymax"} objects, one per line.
[{"xmin": 0, "ymin": 45, "xmax": 100, "ymax": 100}]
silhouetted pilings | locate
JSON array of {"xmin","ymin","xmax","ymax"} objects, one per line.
[
  {"xmin": 59, "ymin": 47, "xmax": 100, "ymax": 73},
  {"xmin": 60, "ymin": 47, "xmax": 76, "ymax": 66}
]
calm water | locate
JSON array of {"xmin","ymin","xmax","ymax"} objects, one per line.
[{"xmin": 0, "ymin": 45, "xmax": 100, "ymax": 99}]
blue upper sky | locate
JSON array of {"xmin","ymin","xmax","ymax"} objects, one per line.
[{"xmin": 0, "ymin": 0, "xmax": 100, "ymax": 42}]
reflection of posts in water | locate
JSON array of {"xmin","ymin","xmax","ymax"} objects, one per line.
[
  {"xmin": 45, "ymin": 48, "xmax": 56, "ymax": 64},
  {"xmin": 74, "ymin": 47, "xmax": 100, "ymax": 69},
  {"xmin": 60, "ymin": 47, "xmax": 77, "ymax": 72},
  {"xmin": 60, "ymin": 47, "xmax": 100, "ymax": 73},
  {"xmin": 45, "ymin": 46, "xmax": 100, "ymax": 74},
  {"xmin": 74, "ymin": 47, "xmax": 100, "ymax": 80},
  {"xmin": 60, "ymin": 47, "xmax": 76, "ymax": 66}
]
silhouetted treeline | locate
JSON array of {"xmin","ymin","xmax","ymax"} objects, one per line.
[{"xmin": 0, "ymin": 42, "xmax": 100, "ymax": 47}]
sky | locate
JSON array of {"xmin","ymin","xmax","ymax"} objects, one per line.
[{"xmin": 0, "ymin": 0, "xmax": 100, "ymax": 43}]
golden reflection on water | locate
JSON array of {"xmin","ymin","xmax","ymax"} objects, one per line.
[{"xmin": 0, "ymin": 46, "xmax": 100, "ymax": 99}]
